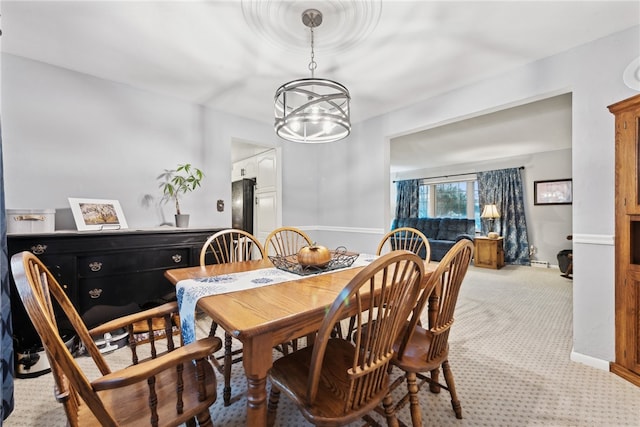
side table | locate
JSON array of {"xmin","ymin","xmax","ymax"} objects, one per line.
[{"xmin": 474, "ymin": 236, "xmax": 504, "ymax": 269}]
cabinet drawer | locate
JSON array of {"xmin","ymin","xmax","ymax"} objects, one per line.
[
  {"xmin": 78, "ymin": 248, "xmax": 190, "ymax": 277},
  {"xmin": 79, "ymin": 271, "xmax": 175, "ymax": 315}
]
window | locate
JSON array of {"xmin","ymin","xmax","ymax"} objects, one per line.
[
  {"xmin": 434, "ymin": 182, "xmax": 467, "ymax": 218},
  {"xmin": 418, "ymin": 184, "xmax": 429, "ymax": 218},
  {"xmin": 419, "ymin": 179, "xmax": 480, "ymax": 230}
]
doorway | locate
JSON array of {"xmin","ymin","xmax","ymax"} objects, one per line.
[{"xmin": 231, "ymin": 140, "xmax": 282, "ymax": 242}]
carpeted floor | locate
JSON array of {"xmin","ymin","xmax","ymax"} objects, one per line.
[{"xmin": 5, "ymin": 264, "xmax": 640, "ymax": 426}]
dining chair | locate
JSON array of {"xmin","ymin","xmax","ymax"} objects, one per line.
[
  {"xmin": 11, "ymin": 251, "xmax": 220, "ymax": 427},
  {"xmin": 264, "ymin": 226, "xmax": 314, "ymax": 352},
  {"xmin": 341, "ymin": 226, "xmax": 431, "ymax": 341},
  {"xmin": 390, "ymin": 238, "xmax": 474, "ymax": 425},
  {"xmin": 377, "ymin": 226, "xmax": 431, "ymax": 263},
  {"xmin": 199, "ymin": 228, "xmax": 266, "ymax": 407},
  {"xmin": 266, "ymin": 250, "xmax": 425, "ymax": 427},
  {"xmin": 199, "ymin": 228, "xmax": 266, "ymax": 265},
  {"xmin": 264, "ymin": 226, "xmax": 313, "ymax": 257}
]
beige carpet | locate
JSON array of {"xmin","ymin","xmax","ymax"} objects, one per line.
[{"xmin": 5, "ymin": 265, "xmax": 640, "ymax": 426}]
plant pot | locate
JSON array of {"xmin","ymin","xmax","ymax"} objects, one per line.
[{"xmin": 175, "ymin": 214, "xmax": 190, "ymax": 228}]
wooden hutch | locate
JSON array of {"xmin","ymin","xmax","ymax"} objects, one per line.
[{"xmin": 608, "ymin": 93, "xmax": 640, "ymax": 387}]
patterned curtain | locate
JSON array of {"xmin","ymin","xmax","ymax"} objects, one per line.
[
  {"xmin": 477, "ymin": 168, "xmax": 530, "ymax": 265},
  {"xmin": 1, "ymin": 120, "xmax": 14, "ymax": 422},
  {"xmin": 395, "ymin": 179, "xmax": 420, "ymax": 218}
]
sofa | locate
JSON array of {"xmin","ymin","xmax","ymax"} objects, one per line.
[{"xmin": 390, "ymin": 217, "xmax": 476, "ymax": 261}]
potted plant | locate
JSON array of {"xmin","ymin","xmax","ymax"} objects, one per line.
[{"xmin": 157, "ymin": 163, "xmax": 204, "ymax": 228}]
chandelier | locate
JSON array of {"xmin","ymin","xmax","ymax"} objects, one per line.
[{"xmin": 274, "ymin": 9, "xmax": 351, "ymax": 143}]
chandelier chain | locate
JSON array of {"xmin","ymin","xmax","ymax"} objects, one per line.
[{"xmin": 308, "ymin": 26, "xmax": 317, "ymax": 77}]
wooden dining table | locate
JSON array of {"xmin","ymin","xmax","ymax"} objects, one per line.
[{"xmin": 165, "ymin": 258, "xmax": 434, "ymax": 426}]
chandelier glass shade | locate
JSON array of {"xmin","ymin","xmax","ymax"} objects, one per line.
[
  {"xmin": 274, "ymin": 9, "xmax": 351, "ymax": 143},
  {"xmin": 274, "ymin": 77, "xmax": 350, "ymax": 143}
]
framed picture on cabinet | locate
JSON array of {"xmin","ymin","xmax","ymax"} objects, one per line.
[
  {"xmin": 533, "ymin": 179, "xmax": 572, "ymax": 205},
  {"xmin": 68, "ymin": 198, "xmax": 128, "ymax": 231}
]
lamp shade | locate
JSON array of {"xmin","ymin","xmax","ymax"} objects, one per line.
[{"xmin": 481, "ymin": 204, "xmax": 500, "ymax": 219}]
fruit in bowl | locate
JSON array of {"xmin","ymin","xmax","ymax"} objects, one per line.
[{"xmin": 297, "ymin": 244, "xmax": 332, "ymax": 267}]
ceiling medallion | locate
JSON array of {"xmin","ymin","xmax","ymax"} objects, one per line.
[
  {"xmin": 274, "ymin": 9, "xmax": 351, "ymax": 143},
  {"xmin": 241, "ymin": 0, "xmax": 382, "ymax": 53}
]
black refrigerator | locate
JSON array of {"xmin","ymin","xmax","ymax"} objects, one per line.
[{"xmin": 232, "ymin": 178, "xmax": 255, "ymax": 233}]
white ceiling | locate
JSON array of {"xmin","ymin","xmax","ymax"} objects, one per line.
[
  {"xmin": 390, "ymin": 93, "xmax": 573, "ymax": 173},
  {"xmin": 1, "ymin": 1, "xmax": 639, "ymax": 168}
]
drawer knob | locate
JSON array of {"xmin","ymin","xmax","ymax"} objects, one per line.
[
  {"xmin": 172, "ymin": 254, "xmax": 182, "ymax": 263},
  {"xmin": 89, "ymin": 262, "xmax": 103, "ymax": 272},
  {"xmin": 88, "ymin": 288, "xmax": 103, "ymax": 299},
  {"xmin": 30, "ymin": 244, "xmax": 47, "ymax": 255}
]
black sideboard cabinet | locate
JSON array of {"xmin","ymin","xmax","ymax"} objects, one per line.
[{"xmin": 8, "ymin": 228, "xmax": 220, "ymax": 353}]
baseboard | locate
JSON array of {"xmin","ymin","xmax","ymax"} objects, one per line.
[
  {"xmin": 570, "ymin": 349, "xmax": 611, "ymax": 371},
  {"xmin": 572, "ymin": 234, "xmax": 614, "ymax": 246},
  {"xmin": 530, "ymin": 260, "xmax": 549, "ymax": 268}
]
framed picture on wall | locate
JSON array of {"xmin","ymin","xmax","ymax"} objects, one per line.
[
  {"xmin": 533, "ymin": 179, "xmax": 572, "ymax": 205},
  {"xmin": 68, "ymin": 198, "xmax": 128, "ymax": 231}
]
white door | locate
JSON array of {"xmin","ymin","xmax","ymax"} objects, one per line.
[
  {"xmin": 254, "ymin": 149, "xmax": 279, "ymax": 243},
  {"xmin": 255, "ymin": 191, "xmax": 277, "ymax": 244},
  {"xmin": 256, "ymin": 151, "xmax": 277, "ymax": 192}
]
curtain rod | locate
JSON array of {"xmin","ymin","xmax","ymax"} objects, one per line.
[{"xmin": 393, "ymin": 166, "xmax": 524, "ymax": 183}]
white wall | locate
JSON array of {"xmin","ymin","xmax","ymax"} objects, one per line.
[
  {"xmin": 1, "ymin": 53, "xmax": 277, "ymax": 230},
  {"xmin": 392, "ymin": 148, "xmax": 573, "ymax": 266},
  {"xmin": 310, "ymin": 119, "xmax": 388, "ymax": 253},
  {"xmin": 200, "ymin": 107, "xmax": 278, "ymax": 227},
  {"xmin": 277, "ymin": 141, "xmax": 321, "ymax": 231}
]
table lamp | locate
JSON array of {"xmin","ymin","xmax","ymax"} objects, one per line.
[{"xmin": 481, "ymin": 204, "xmax": 500, "ymax": 239}]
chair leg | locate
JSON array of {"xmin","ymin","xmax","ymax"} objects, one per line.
[
  {"xmin": 267, "ymin": 386, "xmax": 281, "ymax": 427},
  {"xmin": 331, "ymin": 322, "xmax": 344, "ymax": 339},
  {"xmin": 429, "ymin": 367, "xmax": 441, "ymax": 393},
  {"xmin": 209, "ymin": 320, "xmax": 218, "ymax": 337},
  {"xmin": 280, "ymin": 343, "xmax": 289, "ymax": 355},
  {"xmin": 442, "ymin": 360, "xmax": 462, "ymax": 419},
  {"xmin": 382, "ymin": 392, "xmax": 400, "ymax": 427},
  {"xmin": 195, "ymin": 410, "xmax": 214, "ymax": 427},
  {"xmin": 223, "ymin": 332, "xmax": 233, "ymax": 406},
  {"xmin": 284, "ymin": 338, "xmax": 299, "ymax": 352},
  {"xmin": 346, "ymin": 315, "xmax": 357, "ymax": 341},
  {"xmin": 406, "ymin": 372, "xmax": 423, "ymax": 427},
  {"xmin": 207, "ymin": 320, "xmax": 225, "ymax": 373}
]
